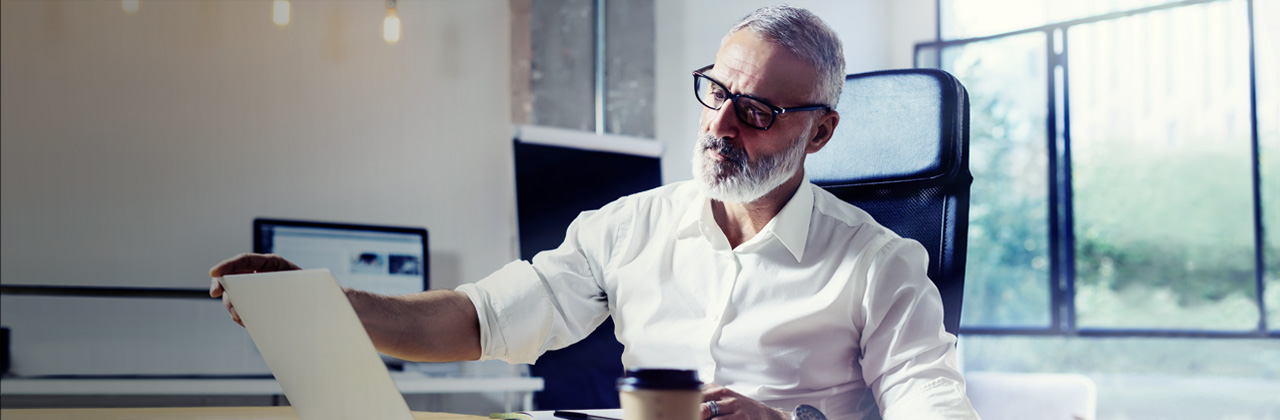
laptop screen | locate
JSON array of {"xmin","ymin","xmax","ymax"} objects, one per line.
[
  {"xmin": 253, "ymin": 219, "xmax": 428, "ymax": 296},
  {"xmin": 218, "ymin": 269, "xmax": 416, "ymax": 420}
]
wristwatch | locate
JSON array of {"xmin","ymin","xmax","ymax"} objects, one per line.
[{"xmin": 791, "ymin": 404, "xmax": 826, "ymax": 420}]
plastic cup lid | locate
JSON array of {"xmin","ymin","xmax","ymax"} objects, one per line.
[{"xmin": 617, "ymin": 368, "xmax": 703, "ymax": 391}]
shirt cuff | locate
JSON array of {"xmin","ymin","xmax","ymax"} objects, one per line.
[
  {"xmin": 455, "ymin": 260, "xmax": 554, "ymax": 364},
  {"xmin": 881, "ymin": 377, "xmax": 981, "ymax": 420}
]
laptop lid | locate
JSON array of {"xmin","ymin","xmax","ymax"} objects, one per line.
[{"xmin": 218, "ymin": 269, "xmax": 414, "ymax": 420}]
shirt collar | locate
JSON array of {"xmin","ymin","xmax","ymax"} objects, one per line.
[
  {"xmin": 676, "ymin": 187, "xmax": 712, "ymax": 240},
  {"xmin": 766, "ymin": 180, "xmax": 813, "ymax": 262},
  {"xmin": 676, "ymin": 180, "xmax": 815, "ymax": 262}
]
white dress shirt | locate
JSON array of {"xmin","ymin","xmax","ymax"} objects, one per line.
[{"xmin": 457, "ymin": 180, "xmax": 979, "ymax": 420}]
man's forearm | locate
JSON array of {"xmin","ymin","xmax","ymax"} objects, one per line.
[{"xmin": 347, "ymin": 289, "xmax": 482, "ymax": 362}]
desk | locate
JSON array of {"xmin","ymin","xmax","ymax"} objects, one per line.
[
  {"xmin": 0, "ymin": 373, "xmax": 544, "ymax": 412},
  {"xmin": 0, "ymin": 406, "xmax": 486, "ymax": 419}
]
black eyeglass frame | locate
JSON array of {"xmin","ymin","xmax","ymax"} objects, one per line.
[{"xmin": 692, "ymin": 64, "xmax": 832, "ymax": 130}]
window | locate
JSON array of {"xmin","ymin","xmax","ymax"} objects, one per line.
[
  {"xmin": 942, "ymin": 0, "xmax": 1194, "ymax": 39},
  {"xmin": 1068, "ymin": 3, "xmax": 1257, "ymax": 331},
  {"xmin": 1257, "ymin": 0, "xmax": 1280, "ymax": 339},
  {"xmin": 513, "ymin": 0, "xmax": 655, "ymax": 138},
  {"xmin": 921, "ymin": 0, "xmax": 1279, "ymax": 416},
  {"xmin": 921, "ymin": 0, "xmax": 1277, "ymax": 337},
  {"xmin": 933, "ymin": 32, "xmax": 1053, "ymax": 328}
]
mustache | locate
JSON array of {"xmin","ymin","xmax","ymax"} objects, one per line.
[{"xmin": 699, "ymin": 135, "xmax": 746, "ymax": 167}]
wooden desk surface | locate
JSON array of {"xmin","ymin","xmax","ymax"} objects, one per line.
[{"xmin": 0, "ymin": 406, "xmax": 488, "ymax": 420}]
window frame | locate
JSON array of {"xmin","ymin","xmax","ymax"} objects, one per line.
[{"xmin": 919, "ymin": 0, "xmax": 1278, "ymax": 339}]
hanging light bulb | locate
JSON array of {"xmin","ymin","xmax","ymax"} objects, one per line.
[
  {"xmin": 383, "ymin": 0, "xmax": 401, "ymax": 45},
  {"xmin": 122, "ymin": 0, "xmax": 139, "ymax": 14},
  {"xmin": 272, "ymin": 0, "xmax": 291, "ymax": 27}
]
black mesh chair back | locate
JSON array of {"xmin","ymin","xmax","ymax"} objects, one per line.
[{"xmin": 805, "ymin": 68, "xmax": 972, "ymax": 335}]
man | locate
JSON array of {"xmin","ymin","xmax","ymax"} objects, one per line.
[{"xmin": 211, "ymin": 6, "xmax": 979, "ymax": 420}]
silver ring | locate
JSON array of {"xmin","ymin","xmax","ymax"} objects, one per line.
[{"xmin": 707, "ymin": 400, "xmax": 721, "ymax": 417}]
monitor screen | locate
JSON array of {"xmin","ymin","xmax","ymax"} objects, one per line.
[
  {"xmin": 253, "ymin": 219, "xmax": 428, "ymax": 296},
  {"xmin": 513, "ymin": 136, "xmax": 662, "ymax": 261}
]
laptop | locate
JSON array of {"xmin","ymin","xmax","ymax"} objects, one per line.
[{"xmin": 218, "ymin": 269, "xmax": 415, "ymax": 420}]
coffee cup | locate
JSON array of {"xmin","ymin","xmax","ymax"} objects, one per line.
[{"xmin": 617, "ymin": 368, "xmax": 703, "ymax": 420}]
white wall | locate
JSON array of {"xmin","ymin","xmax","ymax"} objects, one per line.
[
  {"xmin": 1, "ymin": 1, "xmax": 515, "ymax": 291},
  {"xmin": 891, "ymin": 0, "xmax": 940, "ymax": 68},
  {"xmin": 653, "ymin": 0, "xmax": 936, "ymax": 184}
]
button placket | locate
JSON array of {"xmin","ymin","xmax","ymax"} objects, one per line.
[
  {"xmin": 706, "ymin": 252, "xmax": 740, "ymax": 345},
  {"xmin": 693, "ymin": 248, "xmax": 726, "ymax": 374}
]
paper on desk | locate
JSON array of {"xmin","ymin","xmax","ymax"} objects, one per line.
[{"xmin": 490, "ymin": 408, "xmax": 625, "ymax": 420}]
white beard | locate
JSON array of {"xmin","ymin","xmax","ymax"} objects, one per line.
[{"xmin": 691, "ymin": 130, "xmax": 809, "ymax": 203}]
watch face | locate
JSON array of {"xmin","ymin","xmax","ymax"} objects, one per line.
[{"xmin": 793, "ymin": 404, "xmax": 826, "ymax": 420}]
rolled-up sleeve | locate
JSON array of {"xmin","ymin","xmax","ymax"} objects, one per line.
[
  {"xmin": 456, "ymin": 202, "xmax": 628, "ymax": 364},
  {"xmin": 456, "ymin": 261, "xmax": 553, "ymax": 364},
  {"xmin": 859, "ymin": 238, "xmax": 980, "ymax": 419}
]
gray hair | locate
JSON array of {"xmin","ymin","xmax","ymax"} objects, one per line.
[{"xmin": 723, "ymin": 5, "xmax": 845, "ymax": 108}]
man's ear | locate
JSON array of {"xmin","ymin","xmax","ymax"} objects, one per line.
[{"xmin": 805, "ymin": 110, "xmax": 840, "ymax": 154}]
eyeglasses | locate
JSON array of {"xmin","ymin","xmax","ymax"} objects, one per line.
[{"xmin": 692, "ymin": 64, "xmax": 831, "ymax": 130}]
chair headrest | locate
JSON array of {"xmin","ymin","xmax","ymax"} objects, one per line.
[{"xmin": 806, "ymin": 68, "xmax": 968, "ymax": 187}]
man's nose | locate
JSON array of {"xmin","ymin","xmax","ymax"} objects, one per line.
[{"xmin": 703, "ymin": 99, "xmax": 740, "ymax": 140}]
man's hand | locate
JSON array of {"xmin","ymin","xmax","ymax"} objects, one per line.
[
  {"xmin": 701, "ymin": 384, "xmax": 790, "ymax": 420},
  {"xmin": 208, "ymin": 253, "xmax": 302, "ymax": 326}
]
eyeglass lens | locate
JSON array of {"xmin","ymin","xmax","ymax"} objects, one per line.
[{"xmin": 695, "ymin": 74, "xmax": 774, "ymax": 129}]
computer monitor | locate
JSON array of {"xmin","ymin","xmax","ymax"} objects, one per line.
[
  {"xmin": 512, "ymin": 125, "xmax": 662, "ymax": 410},
  {"xmin": 513, "ymin": 128, "xmax": 663, "ymax": 262},
  {"xmin": 253, "ymin": 219, "xmax": 428, "ymax": 296}
]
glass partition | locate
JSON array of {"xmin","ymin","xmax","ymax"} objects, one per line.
[
  {"xmin": 1068, "ymin": 0, "xmax": 1257, "ymax": 330},
  {"xmin": 1257, "ymin": 0, "xmax": 1280, "ymax": 333},
  {"xmin": 932, "ymin": 32, "xmax": 1053, "ymax": 328}
]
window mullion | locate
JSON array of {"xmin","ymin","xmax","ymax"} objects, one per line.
[
  {"xmin": 1050, "ymin": 26, "xmax": 1079, "ymax": 335},
  {"xmin": 1246, "ymin": 0, "xmax": 1268, "ymax": 334},
  {"xmin": 1059, "ymin": 26, "xmax": 1079, "ymax": 335},
  {"xmin": 1045, "ymin": 28, "xmax": 1064, "ymax": 334}
]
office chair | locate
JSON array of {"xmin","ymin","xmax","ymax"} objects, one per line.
[{"xmin": 805, "ymin": 68, "xmax": 972, "ymax": 335}]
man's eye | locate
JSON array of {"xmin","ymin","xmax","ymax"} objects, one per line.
[{"xmin": 744, "ymin": 103, "xmax": 770, "ymax": 117}]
